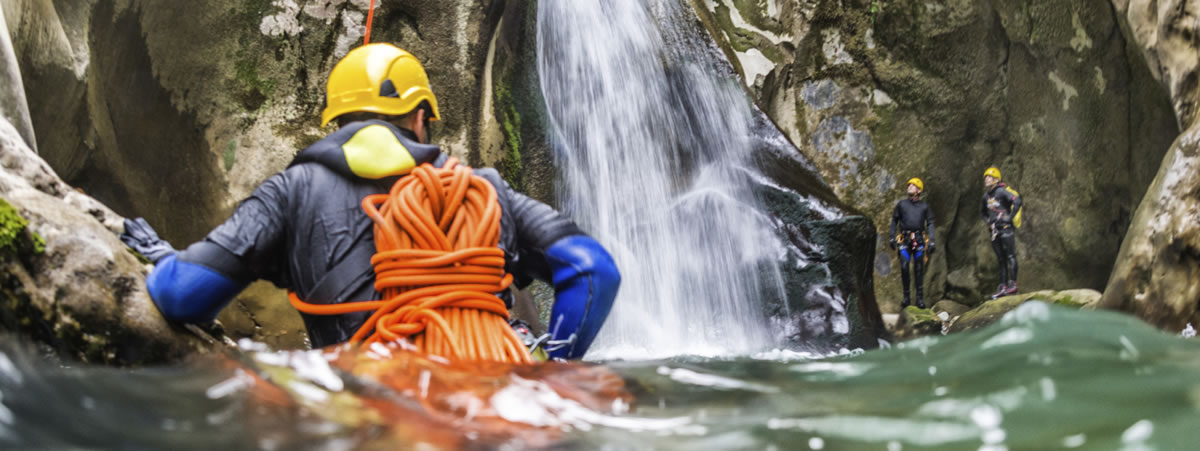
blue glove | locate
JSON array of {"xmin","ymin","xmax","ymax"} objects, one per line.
[
  {"xmin": 545, "ymin": 235, "xmax": 620, "ymax": 360},
  {"xmin": 120, "ymin": 218, "xmax": 176, "ymax": 263},
  {"xmin": 147, "ymin": 254, "xmax": 244, "ymax": 323}
]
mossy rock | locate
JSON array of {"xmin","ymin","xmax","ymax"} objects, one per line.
[
  {"xmin": 894, "ymin": 306, "xmax": 941, "ymax": 339},
  {"xmin": 949, "ymin": 289, "xmax": 1100, "ymax": 332},
  {"xmin": 0, "ymin": 197, "xmax": 45, "ymax": 259},
  {"xmin": 932, "ymin": 300, "xmax": 970, "ymax": 319}
]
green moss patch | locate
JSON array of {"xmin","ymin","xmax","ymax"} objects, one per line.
[
  {"xmin": 494, "ymin": 73, "xmax": 525, "ymax": 191},
  {"xmin": 0, "ymin": 198, "xmax": 45, "ymax": 257}
]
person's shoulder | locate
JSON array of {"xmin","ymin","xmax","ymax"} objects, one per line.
[{"xmin": 470, "ymin": 167, "xmax": 513, "ymax": 194}]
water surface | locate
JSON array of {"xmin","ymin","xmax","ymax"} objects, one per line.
[{"xmin": 1, "ymin": 302, "xmax": 1197, "ymax": 449}]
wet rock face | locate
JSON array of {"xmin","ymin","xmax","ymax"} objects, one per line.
[
  {"xmin": 0, "ymin": 115, "xmax": 210, "ymax": 364},
  {"xmin": 695, "ymin": 0, "xmax": 1178, "ymax": 312},
  {"xmin": 1098, "ymin": 0, "xmax": 1200, "ymax": 331}
]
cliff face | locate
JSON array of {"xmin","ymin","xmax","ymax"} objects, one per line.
[
  {"xmin": 693, "ymin": 0, "xmax": 1178, "ymax": 310},
  {"xmin": 1098, "ymin": 0, "xmax": 1200, "ymax": 331}
]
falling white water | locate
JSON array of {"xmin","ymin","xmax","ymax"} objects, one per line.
[{"xmin": 537, "ymin": 0, "xmax": 786, "ymax": 358}]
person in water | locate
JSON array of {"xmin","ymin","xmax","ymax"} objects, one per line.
[
  {"xmin": 120, "ymin": 43, "xmax": 620, "ymax": 360},
  {"xmin": 889, "ymin": 178, "xmax": 935, "ymax": 309},
  {"xmin": 981, "ymin": 166, "xmax": 1022, "ymax": 300}
]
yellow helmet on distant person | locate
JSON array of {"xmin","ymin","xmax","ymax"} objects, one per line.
[
  {"xmin": 907, "ymin": 177, "xmax": 924, "ymax": 192},
  {"xmin": 983, "ymin": 167, "xmax": 1002, "ymax": 180},
  {"xmin": 321, "ymin": 43, "xmax": 441, "ymax": 127}
]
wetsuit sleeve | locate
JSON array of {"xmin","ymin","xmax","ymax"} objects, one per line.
[
  {"xmin": 981, "ymin": 194, "xmax": 990, "ymax": 223},
  {"xmin": 145, "ymin": 171, "xmax": 292, "ymax": 323},
  {"xmin": 507, "ymin": 189, "xmax": 586, "ymax": 282},
  {"xmin": 544, "ymin": 235, "xmax": 621, "ymax": 360},
  {"xmin": 505, "ymin": 189, "xmax": 620, "ymax": 360}
]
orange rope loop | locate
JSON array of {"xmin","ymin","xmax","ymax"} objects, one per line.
[{"xmin": 291, "ymin": 158, "xmax": 531, "ymax": 363}]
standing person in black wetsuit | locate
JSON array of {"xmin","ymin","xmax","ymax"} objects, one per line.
[
  {"xmin": 889, "ymin": 178, "xmax": 936, "ymax": 309},
  {"xmin": 982, "ymin": 167, "xmax": 1023, "ymax": 299}
]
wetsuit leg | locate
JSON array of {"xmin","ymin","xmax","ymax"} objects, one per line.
[
  {"xmin": 991, "ymin": 235, "xmax": 1008, "ymax": 286},
  {"xmin": 913, "ymin": 249, "xmax": 925, "ymax": 308},
  {"xmin": 898, "ymin": 250, "xmax": 911, "ymax": 306},
  {"xmin": 999, "ymin": 230, "xmax": 1017, "ymax": 285}
]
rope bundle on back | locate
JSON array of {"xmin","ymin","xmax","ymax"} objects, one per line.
[{"xmin": 291, "ymin": 159, "xmax": 532, "ymax": 363}]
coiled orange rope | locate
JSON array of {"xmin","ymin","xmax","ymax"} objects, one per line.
[{"xmin": 290, "ymin": 159, "xmax": 531, "ymax": 363}]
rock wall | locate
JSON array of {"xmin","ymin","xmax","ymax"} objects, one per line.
[
  {"xmin": 1098, "ymin": 0, "xmax": 1200, "ymax": 330},
  {"xmin": 0, "ymin": 2, "xmax": 33, "ymax": 152},
  {"xmin": 694, "ymin": 0, "xmax": 1178, "ymax": 311}
]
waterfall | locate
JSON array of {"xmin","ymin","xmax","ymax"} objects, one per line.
[{"xmin": 537, "ymin": 0, "xmax": 787, "ymax": 358}]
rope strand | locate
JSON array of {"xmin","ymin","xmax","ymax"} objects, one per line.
[{"xmin": 363, "ymin": 0, "xmax": 377, "ymax": 45}]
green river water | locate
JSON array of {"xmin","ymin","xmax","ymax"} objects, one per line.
[{"xmin": 0, "ymin": 301, "xmax": 1196, "ymax": 449}]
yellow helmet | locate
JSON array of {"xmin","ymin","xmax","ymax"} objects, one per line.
[
  {"xmin": 321, "ymin": 43, "xmax": 441, "ymax": 127},
  {"xmin": 983, "ymin": 167, "xmax": 1002, "ymax": 180},
  {"xmin": 907, "ymin": 177, "xmax": 924, "ymax": 192}
]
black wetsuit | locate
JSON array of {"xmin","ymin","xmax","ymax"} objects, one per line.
[
  {"xmin": 171, "ymin": 120, "xmax": 582, "ymax": 347},
  {"xmin": 890, "ymin": 197, "xmax": 935, "ymax": 307},
  {"xmin": 982, "ymin": 183, "xmax": 1022, "ymax": 289}
]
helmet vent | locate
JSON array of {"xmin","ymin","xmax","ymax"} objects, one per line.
[{"xmin": 380, "ymin": 79, "xmax": 400, "ymax": 98}]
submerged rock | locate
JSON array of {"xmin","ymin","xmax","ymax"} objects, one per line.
[{"xmin": 884, "ymin": 289, "xmax": 1100, "ymax": 340}]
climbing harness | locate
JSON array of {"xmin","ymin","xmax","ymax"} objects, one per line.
[
  {"xmin": 290, "ymin": 159, "xmax": 533, "ymax": 363},
  {"xmin": 895, "ymin": 231, "xmax": 928, "ymax": 261}
]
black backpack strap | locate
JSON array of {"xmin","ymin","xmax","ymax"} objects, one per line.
[{"xmin": 306, "ymin": 243, "xmax": 377, "ymax": 304}]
